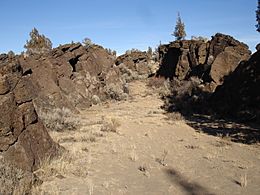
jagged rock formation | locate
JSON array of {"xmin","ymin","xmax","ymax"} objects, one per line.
[
  {"xmin": 211, "ymin": 50, "xmax": 260, "ymax": 123},
  {"xmin": 16, "ymin": 43, "xmax": 129, "ymax": 132},
  {"xmin": 115, "ymin": 51, "xmax": 157, "ymax": 81},
  {"xmin": 0, "ymin": 54, "xmax": 59, "ymax": 172},
  {"xmin": 0, "ymin": 43, "xmax": 129, "ymax": 173},
  {"xmin": 19, "ymin": 43, "xmax": 127, "ymax": 112},
  {"xmin": 157, "ymin": 33, "xmax": 251, "ymax": 92},
  {"xmin": 116, "ymin": 51, "xmax": 150, "ymax": 73}
]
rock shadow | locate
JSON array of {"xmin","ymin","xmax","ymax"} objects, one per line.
[{"xmin": 164, "ymin": 168, "xmax": 215, "ymax": 195}]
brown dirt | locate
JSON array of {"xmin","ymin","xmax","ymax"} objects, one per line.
[{"xmin": 33, "ymin": 80, "xmax": 260, "ymax": 195}]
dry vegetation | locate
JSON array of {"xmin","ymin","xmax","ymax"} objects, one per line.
[
  {"xmin": 0, "ymin": 158, "xmax": 32, "ymax": 195},
  {"xmin": 27, "ymin": 81, "xmax": 260, "ymax": 194},
  {"xmin": 37, "ymin": 107, "xmax": 81, "ymax": 131}
]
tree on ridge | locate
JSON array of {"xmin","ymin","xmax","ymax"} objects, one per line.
[
  {"xmin": 24, "ymin": 27, "xmax": 52, "ymax": 55},
  {"xmin": 172, "ymin": 12, "xmax": 186, "ymax": 40}
]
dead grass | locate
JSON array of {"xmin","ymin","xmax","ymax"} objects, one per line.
[
  {"xmin": 34, "ymin": 147, "xmax": 90, "ymax": 181},
  {"xmin": 240, "ymin": 173, "xmax": 248, "ymax": 187},
  {"xmin": 129, "ymin": 145, "xmax": 138, "ymax": 161},
  {"xmin": 0, "ymin": 158, "xmax": 32, "ymax": 195},
  {"xmin": 156, "ymin": 150, "xmax": 168, "ymax": 166}
]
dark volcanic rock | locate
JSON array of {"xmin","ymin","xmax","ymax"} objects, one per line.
[
  {"xmin": 0, "ymin": 56, "xmax": 59, "ymax": 171},
  {"xmin": 157, "ymin": 40, "xmax": 209, "ymax": 80},
  {"xmin": 209, "ymin": 34, "xmax": 251, "ymax": 85},
  {"xmin": 157, "ymin": 33, "xmax": 251, "ymax": 92},
  {"xmin": 211, "ymin": 50, "xmax": 260, "ymax": 123},
  {"xmin": 115, "ymin": 51, "xmax": 151, "ymax": 76},
  {"xmin": 18, "ymin": 43, "xmax": 125, "ymax": 112}
]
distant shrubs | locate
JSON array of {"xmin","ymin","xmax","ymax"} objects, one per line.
[
  {"xmin": 106, "ymin": 48, "xmax": 117, "ymax": 56},
  {"xmin": 125, "ymin": 48, "xmax": 142, "ymax": 55},
  {"xmin": 24, "ymin": 28, "xmax": 52, "ymax": 55},
  {"xmin": 191, "ymin": 36, "xmax": 209, "ymax": 42}
]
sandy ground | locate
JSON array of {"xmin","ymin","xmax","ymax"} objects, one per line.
[{"xmin": 33, "ymin": 80, "xmax": 260, "ymax": 195}]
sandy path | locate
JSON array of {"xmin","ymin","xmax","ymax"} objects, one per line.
[{"xmin": 34, "ymin": 80, "xmax": 260, "ymax": 195}]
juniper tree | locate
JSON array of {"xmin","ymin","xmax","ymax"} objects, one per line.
[
  {"xmin": 256, "ymin": 0, "xmax": 260, "ymax": 32},
  {"xmin": 172, "ymin": 12, "xmax": 186, "ymax": 40},
  {"xmin": 24, "ymin": 28, "xmax": 52, "ymax": 55}
]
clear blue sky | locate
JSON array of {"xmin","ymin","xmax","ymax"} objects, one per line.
[{"xmin": 0, "ymin": 0, "xmax": 259, "ymax": 54}]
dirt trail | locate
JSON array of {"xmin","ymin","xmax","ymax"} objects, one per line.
[{"xmin": 34, "ymin": 80, "xmax": 260, "ymax": 195}]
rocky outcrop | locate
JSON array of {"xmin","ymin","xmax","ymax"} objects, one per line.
[
  {"xmin": 208, "ymin": 34, "xmax": 250, "ymax": 85},
  {"xmin": 0, "ymin": 54, "xmax": 59, "ymax": 172},
  {"xmin": 115, "ymin": 51, "xmax": 154, "ymax": 80},
  {"xmin": 17, "ymin": 43, "xmax": 128, "ymax": 130},
  {"xmin": 19, "ymin": 43, "xmax": 120, "ymax": 111},
  {"xmin": 0, "ymin": 43, "xmax": 129, "ymax": 172},
  {"xmin": 211, "ymin": 50, "xmax": 260, "ymax": 123},
  {"xmin": 157, "ymin": 33, "xmax": 251, "ymax": 92}
]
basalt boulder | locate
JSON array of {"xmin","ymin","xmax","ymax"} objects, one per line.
[{"xmin": 0, "ymin": 55, "xmax": 59, "ymax": 172}]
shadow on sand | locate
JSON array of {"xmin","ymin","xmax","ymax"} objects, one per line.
[
  {"xmin": 184, "ymin": 114, "xmax": 260, "ymax": 145},
  {"xmin": 164, "ymin": 168, "xmax": 215, "ymax": 195}
]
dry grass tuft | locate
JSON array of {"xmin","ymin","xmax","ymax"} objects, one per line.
[
  {"xmin": 129, "ymin": 146, "xmax": 138, "ymax": 161},
  {"xmin": 156, "ymin": 150, "xmax": 168, "ymax": 166},
  {"xmin": 101, "ymin": 117, "xmax": 121, "ymax": 133},
  {"xmin": 34, "ymin": 148, "xmax": 90, "ymax": 181},
  {"xmin": 240, "ymin": 173, "xmax": 248, "ymax": 187}
]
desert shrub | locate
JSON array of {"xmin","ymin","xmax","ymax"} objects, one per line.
[
  {"xmin": 37, "ymin": 107, "xmax": 80, "ymax": 131},
  {"xmin": 101, "ymin": 118, "xmax": 121, "ymax": 133},
  {"xmin": 164, "ymin": 77, "xmax": 210, "ymax": 115},
  {"xmin": 105, "ymin": 83, "xmax": 128, "ymax": 101},
  {"xmin": 118, "ymin": 64, "xmax": 139, "ymax": 82},
  {"xmin": 147, "ymin": 77, "xmax": 166, "ymax": 88},
  {"xmin": 0, "ymin": 158, "xmax": 32, "ymax": 195},
  {"xmin": 147, "ymin": 77, "xmax": 171, "ymax": 96}
]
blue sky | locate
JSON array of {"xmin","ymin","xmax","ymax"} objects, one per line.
[{"xmin": 0, "ymin": 0, "xmax": 259, "ymax": 54}]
